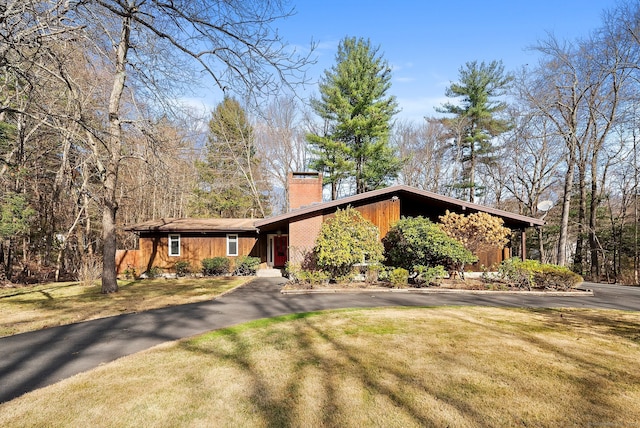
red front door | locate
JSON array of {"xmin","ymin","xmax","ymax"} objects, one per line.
[{"xmin": 273, "ymin": 235, "xmax": 288, "ymax": 268}]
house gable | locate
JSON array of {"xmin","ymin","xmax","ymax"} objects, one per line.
[{"xmin": 255, "ymin": 185, "xmax": 544, "ymax": 232}]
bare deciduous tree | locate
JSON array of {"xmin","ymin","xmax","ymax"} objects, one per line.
[
  {"xmin": 394, "ymin": 118, "xmax": 454, "ymax": 194},
  {"xmin": 70, "ymin": 0, "xmax": 312, "ymax": 292},
  {"xmin": 254, "ymin": 96, "xmax": 311, "ymax": 213}
]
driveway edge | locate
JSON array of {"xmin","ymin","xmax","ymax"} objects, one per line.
[{"xmin": 281, "ymin": 288, "xmax": 593, "ymax": 296}]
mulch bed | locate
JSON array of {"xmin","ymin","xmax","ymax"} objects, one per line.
[{"xmin": 282, "ymin": 277, "xmax": 584, "ymax": 292}]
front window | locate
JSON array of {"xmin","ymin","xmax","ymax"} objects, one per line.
[
  {"xmin": 227, "ymin": 234, "xmax": 238, "ymax": 256},
  {"xmin": 168, "ymin": 234, "xmax": 180, "ymax": 257}
]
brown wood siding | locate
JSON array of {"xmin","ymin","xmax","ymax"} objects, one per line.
[
  {"xmin": 323, "ymin": 199, "xmax": 400, "ymax": 240},
  {"xmin": 116, "ymin": 249, "xmax": 140, "ymax": 274},
  {"xmin": 467, "ymin": 248, "xmax": 511, "ymax": 272},
  {"xmin": 355, "ymin": 199, "xmax": 400, "ymax": 239},
  {"xmin": 130, "ymin": 232, "xmax": 258, "ymax": 274}
]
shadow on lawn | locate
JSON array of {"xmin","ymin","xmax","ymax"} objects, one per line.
[
  {"xmin": 0, "ymin": 299, "xmax": 226, "ymax": 404},
  {"xmin": 177, "ymin": 301, "xmax": 640, "ymax": 427},
  {"xmin": 0, "ymin": 282, "xmax": 81, "ymax": 300},
  {"xmin": 524, "ymin": 307, "xmax": 640, "ymax": 343},
  {"xmin": 2, "ymin": 277, "xmax": 639, "ymax": 420}
]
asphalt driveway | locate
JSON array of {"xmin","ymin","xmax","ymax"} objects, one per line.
[{"xmin": 1, "ymin": 279, "xmax": 638, "ymax": 403}]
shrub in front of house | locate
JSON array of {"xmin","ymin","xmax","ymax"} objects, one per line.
[
  {"xmin": 383, "ymin": 216, "xmax": 477, "ymax": 276},
  {"xmin": 122, "ymin": 265, "xmax": 137, "ymax": 280},
  {"xmin": 174, "ymin": 261, "xmax": 191, "ymax": 277},
  {"xmin": 314, "ymin": 207, "xmax": 384, "ymax": 280},
  {"xmin": 438, "ymin": 210, "xmax": 511, "ymax": 255},
  {"xmin": 388, "ymin": 267, "xmax": 409, "ymax": 288},
  {"xmin": 146, "ymin": 266, "xmax": 163, "ymax": 279},
  {"xmin": 202, "ymin": 257, "xmax": 230, "ymax": 276},
  {"xmin": 413, "ymin": 265, "xmax": 447, "ymax": 287},
  {"xmin": 285, "ymin": 262, "xmax": 330, "ymax": 287},
  {"xmin": 497, "ymin": 258, "xmax": 583, "ymax": 290},
  {"xmin": 234, "ymin": 256, "xmax": 260, "ymax": 276}
]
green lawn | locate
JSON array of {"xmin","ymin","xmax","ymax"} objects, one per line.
[
  {"xmin": 0, "ymin": 276, "xmax": 250, "ymax": 337},
  {"xmin": 1, "ymin": 307, "xmax": 639, "ymax": 427}
]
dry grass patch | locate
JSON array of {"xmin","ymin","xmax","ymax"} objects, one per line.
[
  {"xmin": 0, "ymin": 277, "xmax": 249, "ymax": 337},
  {"xmin": 1, "ymin": 307, "xmax": 639, "ymax": 427}
]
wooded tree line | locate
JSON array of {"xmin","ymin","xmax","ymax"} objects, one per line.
[{"xmin": 1, "ymin": 1, "xmax": 639, "ymax": 287}]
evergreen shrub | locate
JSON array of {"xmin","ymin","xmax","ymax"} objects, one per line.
[
  {"xmin": 202, "ymin": 257, "xmax": 230, "ymax": 276},
  {"xmin": 383, "ymin": 216, "xmax": 477, "ymax": 275},
  {"xmin": 174, "ymin": 261, "xmax": 191, "ymax": 277},
  {"xmin": 389, "ymin": 267, "xmax": 409, "ymax": 288},
  {"xmin": 314, "ymin": 207, "xmax": 383, "ymax": 279},
  {"xmin": 234, "ymin": 256, "xmax": 260, "ymax": 276},
  {"xmin": 498, "ymin": 258, "xmax": 583, "ymax": 290}
]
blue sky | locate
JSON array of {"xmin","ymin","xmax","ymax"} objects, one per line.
[{"xmin": 272, "ymin": 0, "xmax": 619, "ymax": 121}]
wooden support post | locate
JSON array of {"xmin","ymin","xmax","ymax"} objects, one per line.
[{"xmin": 521, "ymin": 229, "xmax": 527, "ymax": 261}]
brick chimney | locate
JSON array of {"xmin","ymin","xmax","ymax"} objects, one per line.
[{"xmin": 288, "ymin": 171, "xmax": 323, "ymax": 211}]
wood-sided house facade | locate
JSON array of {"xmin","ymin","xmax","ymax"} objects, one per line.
[{"xmin": 117, "ymin": 173, "xmax": 545, "ymax": 276}]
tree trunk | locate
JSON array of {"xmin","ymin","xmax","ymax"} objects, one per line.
[
  {"xmin": 469, "ymin": 139, "xmax": 476, "ymax": 203},
  {"xmin": 574, "ymin": 164, "xmax": 587, "ymax": 275},
  {"xmin": 538, "ymin": 226, "xmax": 546, "ymax": 263},
  {"xmin": 589, "ymin": 157, "xmax": 600, "ymax": 280},
  {"xmin": 101, "ymin": 191, "xmax": 119, "ymax": 293},
  {"xmin": 0, "ymin": 241, "xmax": 5, "ymax": 282},
  {"xmin": 6, "ymin": 238, "xmax": 13, "ymax": 281},
  {"xmin": 557, "ymin": 154, "xmax": 575, "ymax": 267},
  {"xmin": 101, "ymin": 13, "xmax": 131, "ymax": 294}
]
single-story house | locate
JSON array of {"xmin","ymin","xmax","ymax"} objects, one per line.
[{"xmin": 116, "ymin": 172, "xmax": 545, "ymax": 276}]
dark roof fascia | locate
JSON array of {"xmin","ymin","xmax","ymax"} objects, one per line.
[
  {"xmin": 255, "ymin": 185, "xmax": 545, "ymax": 229},
  {"xmin": 128, "ymin": 227, "xmax": 258, "ymax": 234},
  {"xmin": 125, "ymin": 219, "xmax": 258, "ymax": 234},
  {"xmin": 135, "ymin": 227, "xmax": 258, "ymax": 234},
  {"xmin": 397, "ymin": 186, "xmax": 545, "ymax": 227}
]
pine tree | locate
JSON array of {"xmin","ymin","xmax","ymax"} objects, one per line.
[
  {"xmin": 438, "ymin": 60, "xmax": 513, "ymax": 203},
  {"xmin": 308, "ymin": 37, "xmax": 401, "ymax": 198},
  {"xmin": 191, "ymin": 97, "xmax": 268, "ymax": 218}
]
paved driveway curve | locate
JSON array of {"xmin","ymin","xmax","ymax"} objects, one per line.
[{"xmin": 1, "ymin": 279, "xmax": 638, "ymax": 403}]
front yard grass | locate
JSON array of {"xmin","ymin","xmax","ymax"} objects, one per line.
[
  {"xmin": 1, "ymin": 307, "xmax": 639, "ymax": 427},
  {"xmin": 0, "ymin": 277, "xmax": 250, "ymax": 337}
]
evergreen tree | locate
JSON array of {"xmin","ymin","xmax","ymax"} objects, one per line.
[
  {"xmin": 191, "ymin": 97, "xmax": 269, "ymax": 218},
  {"xmin": 438, "ymin": 60, "xmax": 513, "ymax": 203},
  {"xmin": 308, "ymin": 37, "xmax": 401, "ymax": 198}
]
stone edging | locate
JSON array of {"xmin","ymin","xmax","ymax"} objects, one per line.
[{"xmin": 281, "ymin": 287, "xmax": 594, "ymax": 296}]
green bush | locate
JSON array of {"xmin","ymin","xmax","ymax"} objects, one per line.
[
  {"xmin": 298, "ymin": 270, "xmax": 330, "ymax": 286},
  {"xmin": 146, "ymin": 266, "xmax": 162, "ymax": 279},
  {"xmin": 389, "ymin": 267, "xmax": 409, "ymax": 288},
  {"xmin": 286, "ymin": 262, "xmax": 330, "ymax": 286},
  {"xmin": 413, "ymin": 265, "xmax": 447, "ymax": 287},
  {"xmin": 314, "ymin": 207, "xmax": 384, "ymax": 279},
  {"xmin": 364, "ymin": 262, "xmax": 384, "ymax": 284},
  {"xmin": 234, "ymin": 256, "xmax": 260, "ymax": 276},
  {"xmin": 202, "ymin": 257, "xmax": 230, "ymax": 276},
  {"xmin": 123, "ymin": 266, "xmax": 137, "ymax": 280},
  {"xmin": 498, "ymin": 258, "xmax": 583, "ymax": 290},
  {"xmin": 535, "ymin": 263, "xmax": 584, "ymax": 290},
  {"xmin": 377, "ymin": 266, "xmax": 391, "ymax": 282},
  {"xmin": 383, "ymin": 216, "xmax": 477, "ymax": 274},
  {"xmin": 174, "ymin": 260, "xmax": 191, "ymax": 277}
]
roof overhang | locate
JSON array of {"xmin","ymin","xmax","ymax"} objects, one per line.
[
  {"xmin": 255, "ymin": 185, "xmax": 544, "ymax": 230},
  {"xmin": 125, "ymin": 218, "xmax": 258, "ymax": 233},
  {"xmin": 125, "ymin": 187, "xmax": 544, "ymax": 235}
]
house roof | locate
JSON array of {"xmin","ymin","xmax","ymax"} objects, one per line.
[
  {"xmin": 126, "ymin": 186, "xmax": 544, "ymax": 234},
  {"xmin": 255, "ymin": 185, "xmax": 545, "ymax": 230},
  {"xmin": 126, "ymin": 218, "xmax": 257, "ymax": 233}
]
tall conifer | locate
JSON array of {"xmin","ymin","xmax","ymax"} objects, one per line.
[
  {"xmin": 438, "ymin": 60, "xmax": 513, "ymax": 202},
  {"xmin": 192, "ymin": 97, "xmax": 268, "ymax": 217},
  {"xmin": 308, "ymin": 37, "xmax": 401, "ymax": 198}
]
